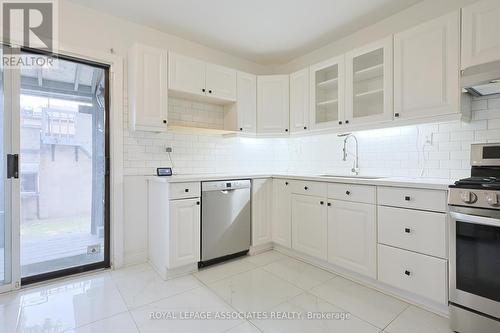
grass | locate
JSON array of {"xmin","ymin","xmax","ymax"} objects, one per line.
[{"xmin": 21, "ymin": 215, "xmax": 92, "ymax": 239}]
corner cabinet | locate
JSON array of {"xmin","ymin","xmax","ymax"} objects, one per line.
[
  {"xmin": 394, "ymin": 11, "xmax": 460, "ymax": 120},
  {"xmin": 257, "ymin": 75, "xmax": 290, "ymax": 135},
  {"xmin": 345, "ymin": 37, "xmax": 393, "ymax": 126},
  {"xmin": 272, "ymin": 179, "xmax": 291, "ymax": 247},
  {"xmin": 462, "ymin": 0, "xmax": 500, "ymax": 70},
  {"xmin": 289, "ymin": 68, "xmax": 310, "ymax": 133},
  {"xmin": 309, "ymin": 55, "xmax": 345, "ymax": 130},
  {"xmin": 251, "ymin": 178, "xmax": 273, "ymax": 247},
  {"xmin": 128, "ymin": 44, "xmax": 168, "ymax": 132}
]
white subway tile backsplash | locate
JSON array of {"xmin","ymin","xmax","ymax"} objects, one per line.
[{"xmin": 123, "ymin": 95, "xmax": 500, "ymax": 179}]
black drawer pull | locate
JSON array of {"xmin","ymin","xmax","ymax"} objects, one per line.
[
  {"xmin": 196, "ymin": 201, "xmax": 200, "ymax": 205},
  {"xmin": 304, "ymin": 186, "xmax": 308, "ymax": 190},
  {"xmin": 338, "ymin": 121, "xmax": 342, "ymax": 125},
  {"xmin": 327, "ymin": 202, "xmax": 331, "ymax": 207},
  {"xmin": 345, "ymin": 190, "xmax": 351, "ymax": 195},
  {"xmin": 404, "ymin": 270, "xmax": 411, "ymax": 276},
  {"xmin": 285, "ymin": 182, "xmax": 289, "ymax": 186},
  {"xmin": 202, "ymin": 88, "xmax": 206, "ymax": 93},
  {"xmin": 320, "ymin": 201, "xmax": 324, "ymax": 205},
  {"xmin": 405, "ymin": 228, "xmax": 411, "ymax": 233},
  {"xmin": 185, "ymin": 189, "xmax": 189, "ymax": 193},
  {"xmin": 404, "ymin": 196, "xmax": 411, "ymax": 201}
]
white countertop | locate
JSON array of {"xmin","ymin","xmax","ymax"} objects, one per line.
[{"xmin": 148, "ymin": 173, "xmax": 453, "ymax": 190}]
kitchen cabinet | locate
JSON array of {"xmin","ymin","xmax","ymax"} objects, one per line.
[
  {"xmin": 205, "ymin": 63, "xmax": 237, "ymax": 101},
  {"xmin": 309, "ymin": 55, "xmax": 345, "ymax": 130},
  {"xmin": 257, "ymin": 75, "xmax": 290, "ymax": 135},
  {"xmin": 168, "ymin": 52, "xmax": 206, "ymax": 97},
  {"xmin": 272, "ymin": 179, "xmax": 291, "ymax": 248},
  {"xmin": 252, "ymin": 178, "xmax": 273, "ymax": 246},
  {"xmin": 345, "ymin": 37, "xmax": 393, "ymax": 126},
  {"xmin": 224, "ymin": 71, "xmax": 257, "ymax": 133},
  {"xmin": 128, "ymin": 44, "xmax": 168, "ymax": 132},
  {"xmin": 289, "ymin": 68, "xmax": 310, "ymax": 133},
  {"xmin": 169, "ymin": 198, "xmax": 201, "ymax": 268},
  {"xmin": 168, "ymin": 52, "xmax": 236, "ymax": 103},
  {"xmin": 394, "ymin": 11, "xmax": 460, "ymax": 120},
  {"xmin": 327, "ymin": 200, "xmax": 377, "ymax": 278},
  {"xmin": 291, "ymin": 194, "xmax": 327, "ymax": 260},
  {"xmin": 462, "ymin": 0, "xmax": 500, "ymax": 69},
  {"xmin": 148, "ymin": 179, "xmax": 201, "ymax": 279}
]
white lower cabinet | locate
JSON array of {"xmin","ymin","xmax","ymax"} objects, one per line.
[
  {"xmin": 272, "ymin": 179, "xmax": 291, "ymax": 247},
  {"xmin": 378, "ymin": 244, "xmax": 447, "ymax": 305},
  {"xmin": 169, "ymin": 198, "xmax": 201, "ymax": 268},
  {"xmin": 327, "ymin": 200, "xmax": 377, "ymax": 278},
  {"xmin": 291, "ymin": 194, "xmax": 327, "ymax": 260},
  {"xmin": 252, "ymin": 178, "xmax": 273, "ymax": 246}
]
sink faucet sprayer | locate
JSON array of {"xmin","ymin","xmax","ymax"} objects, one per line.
[{"xmin": 338, "ymin": 133, "xmax": 359, "ymax": 175}]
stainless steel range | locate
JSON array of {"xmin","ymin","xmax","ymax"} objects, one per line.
[{"xmin": 448, "ymin": 143, "xmax": 500, "ymax": 333}]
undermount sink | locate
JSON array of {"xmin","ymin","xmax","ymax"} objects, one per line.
[{"xmin": 318, "ymin": 174, "xmax": 385, "ymax": 180}]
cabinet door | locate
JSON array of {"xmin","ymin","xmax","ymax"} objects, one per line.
[
  {"xmin": 169, "ymin": 198, "xmax": 201, "ymax": 268},
  {"xmin": 327, "ymin": 200, "xmax": 376, "ymax": 278},
  {"xmin": 345, "ymin": 37, "xmax": 393, "ymax": 126},
  {"xmin": 394, "ymin": 12, "xmax": 460, "ymax": 120},
  {"xmin": 272, "ymin": 179, "xmax": 291, "ymax": 248},
  {"xmin": 310, "ymin": 55, "xmax": 345, "ymax": 130},
  {"xmin": 462, "ymin": 0, "xmax": 500, "ymax": 69},
  {"xmin": 206, "ymin": 63, "xmax": 237, "ymax": 101},
  {"xmin": 290, "ymin": 68, "xmax": 310, "ymax": 133},
  {"xmin": 128, "ymin": 44, "xmax": 168, "ymax": 132},
  {"xmin": 237, "ymin": 71, "xmax": 257, "ymax": 133},
  {"xmin": 252, "ymin": 178, "xmax": 273, "ymax": 246},
  {"xmin": 168, "ymin": 52, "xmax": 206, "ymax": 96},
  {"xmin": 291, "ymin": 194, "xmax": 327, "ymax": 260},
  {"xmin": 257, "ymin": 75, "xmax": 290, "ymax": 135}
]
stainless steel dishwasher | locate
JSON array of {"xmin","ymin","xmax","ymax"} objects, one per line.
[{"xmin": 200, "ymin": 179, "xmax": 251, "ymax": 267}]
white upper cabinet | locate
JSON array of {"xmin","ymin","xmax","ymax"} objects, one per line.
[
  {"xmin": 394, "ymin": 12, "xmax": 460, "ymax": 120},
  {"xmin": 168, "ymin": 52, "xmax": 236, "ymax": 103},
  {"xmin": 345, "ymin": 37, "xmax": 393, "ymax": 126},
  {"xmin": 462, "ymin": 0, "xmax": 500, "ymax": 69},
  {"xmin": 224, "ymin": 71, "xmax": 257, "ymax": 133},
  {"xmin": 128, "ymin": 44, "xmax": 168, "ymax": 132},
  {"xmin": 168, "ymin": 52, "xmax": 206, "ymax": 96},
  {"xmin": 257, "ymin": 75, "xmax": 290, "ymax": 135},
  {"xmin": 289, "ymin": 68, "xmax": 310, "ymax": 133},
  {"xmin": 205, "ymin": 63, "xmax": 237, "ymax": 101},
  {"xmin": 310, "ymin": 55, "xmax": 345, "ymax": 130}
]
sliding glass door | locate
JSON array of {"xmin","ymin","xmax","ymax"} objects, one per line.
[
  {"xmin": 1, "ymin": 47, "xmax": 110, "ymax": 287},
  {"xmin": 19, "ymin": 50, "xmax": 110, "ymax": 283}
]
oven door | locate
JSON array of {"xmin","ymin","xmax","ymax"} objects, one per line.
[{"xmin": 449, "ymin": 207, "xmax": 500, "ymax": 319}]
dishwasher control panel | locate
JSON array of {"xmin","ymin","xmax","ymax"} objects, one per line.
[{"xmin": 202, "ymin": 180, "xmax": 251, "ymax": 191}]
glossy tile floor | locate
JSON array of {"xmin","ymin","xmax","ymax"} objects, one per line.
[{"xmin": 0, "ymin": 250, "xmax": 453, "ymax": 333}]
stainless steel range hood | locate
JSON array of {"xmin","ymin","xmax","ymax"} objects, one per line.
[{"xmin": 462, "ymin": 60, "xmax": 500, "ymax": 96}]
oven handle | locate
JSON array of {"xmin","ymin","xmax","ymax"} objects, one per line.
[{"xmin": 450, "ymin": 211, "xmax": 500, "ymax": 228}]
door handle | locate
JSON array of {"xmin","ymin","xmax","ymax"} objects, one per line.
[{"xmin": 7, "ymin": 154, "xmax": 19, "ymax": 179}]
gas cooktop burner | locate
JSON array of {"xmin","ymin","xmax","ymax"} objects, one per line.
[{"xmin": 453, "ymin": 177, "xmax": 500, "ymax": 189}]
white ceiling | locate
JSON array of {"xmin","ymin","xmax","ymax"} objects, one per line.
[{"xmin": 69, "ymin": 0, "xmax": 423, "ymax": 65}]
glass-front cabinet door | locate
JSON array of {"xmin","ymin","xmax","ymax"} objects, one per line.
[
  {"xmin": 309, "ymin": 55, "xmax": 345, "ymax": 130},
  {"xmin": 345, "ymin": 37, "xmax": 393, "ymax": 125}
]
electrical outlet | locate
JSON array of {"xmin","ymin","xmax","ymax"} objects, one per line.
[{"xmin": 166, "ymin": 146, "xmax": 173, "ymax": 153}]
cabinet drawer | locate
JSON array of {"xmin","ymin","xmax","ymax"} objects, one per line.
[
  {"xmin": 378, "ymin": 244, "xmax": 447, "ymax": 305},
  {"xmin": 328, "ymin": 183, "xmax": 376, "ymax": 204},
  {"xmin": 377, "ymin": 187, "xmax": 447, "ymax": 212},
  {"xmin": 291, "ymin": 180, "xmax": 327, "ymax": 197},
  {"xmin": 378, "ymin": 206, "xmax": 447, "ymax": 258},
  {"xmin": 169, "ymin": 182, "xmax": 201, "ymax": 199}
]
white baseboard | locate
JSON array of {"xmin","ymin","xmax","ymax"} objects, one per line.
[
  {"xmin": 123, "ymin": 249, "xmax": 148, "ymax": 267},
  {"xmin": 249, "ymin": 243, "xmax": 273, "ymax": 255},
  {"xmin": 273, "ymin": 244, "xmax": 449, "ymax": 317}
]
